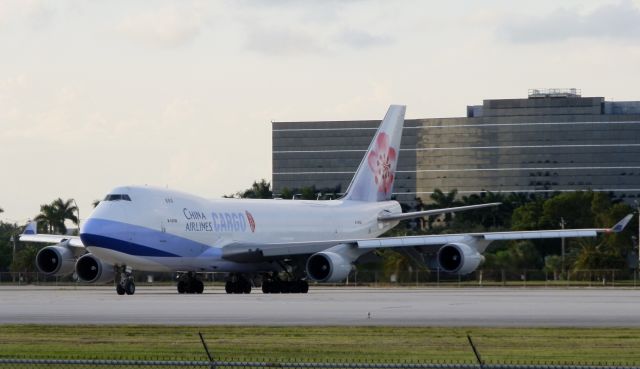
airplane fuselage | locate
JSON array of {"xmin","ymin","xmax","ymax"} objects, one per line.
[{"xmin": 79, "ymin": 186, "xmax": 401, "ymax": 273}]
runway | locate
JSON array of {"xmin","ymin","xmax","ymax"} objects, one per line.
[{"xmin": 1, "ymin": 286, "xmax": 639, "ymax": 326}]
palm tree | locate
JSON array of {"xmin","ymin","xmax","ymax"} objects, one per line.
[
  {"xmin": 466, "ymin": 190, "xmax": 507, "ymax": 228},
  {"xmin": 34, "ymin": 198, "xmax": 78, "ymax": 234},
  {"xmin": 34, "ymin": 204, "xmax": 58, "ymax": 234},
  {"xmin": 382, "ymin": 250, "xmax": 412, "ymax": 283},
  {"xmin": 51, "ymin": 198, "xmax": 78, "ymax": 234},
  {"xmin": 429, "ymin": 188, "xmax": 462, "ymax": 223}
]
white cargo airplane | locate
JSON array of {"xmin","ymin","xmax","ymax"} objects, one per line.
[{"xmin": 21, "ymin": 105, "xmax": 633, "ymax": 295}]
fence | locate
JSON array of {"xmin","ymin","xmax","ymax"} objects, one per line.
[
  {"xmin": 1, "ymin": 359, "xmax": 640, "ymax": 369},
  {"xmin": 2, "ymin": 269, "xmax": 640, "ymax": 288},
  {"xmin": 345, "ymin": 269, "xmax": 640, "ymax": 288}
]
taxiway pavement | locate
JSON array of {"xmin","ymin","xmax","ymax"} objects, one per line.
[{"xmin": 1, "ymin": 286, "xmax": 638, "ymax": 326}]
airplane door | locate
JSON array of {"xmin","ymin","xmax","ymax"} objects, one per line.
[{"xmin": 158, "ymin": 196, "xmax": 177, "ymax": 244}]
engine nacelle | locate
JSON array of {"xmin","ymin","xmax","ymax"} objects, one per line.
[
  {"xmin": 306, "ymin": 251, "xmax": 353, "ymax": 283},
  {"xmin": 36, "ymin": 244, "xmax": 75, "ymax": 276},
  {"xmin": 75, "ymin": 254, "xmax": 115, "ymax": 283},
  {"xmin": 437, "ymin": 243, "xmax": 483, "ymax": 275}
]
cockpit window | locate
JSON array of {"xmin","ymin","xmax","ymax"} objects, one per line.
[{"xmin": 103, "ymin": 194, "xmax": 132, "ymax": 201}]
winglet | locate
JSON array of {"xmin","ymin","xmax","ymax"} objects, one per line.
[
  {"xmin": 23, "ymin": 221, "xmax": 37, "ymax": 235},
  {"xmin": 607, "ymin": 214, "xmax": 634, "ymax": 233}
]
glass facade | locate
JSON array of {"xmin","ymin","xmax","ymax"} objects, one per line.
[{"xmin": 272, "ymin": 96, "xmax": 640, "ymax": 204}]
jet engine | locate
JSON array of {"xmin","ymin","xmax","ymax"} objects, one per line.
[
  {"xmin": 306, "ymin": 251, "xmax": 353, "ymax": 283},
  {"xmin": 35, "ymin": 244, "xmax": 75, "ymax": 276},
  {"xmin": 75, "ymin": 254, "xmax": 115, "ymax": 283},
  {"xmin": 437, "ymin": 243, "xmax": 483, "ymax": 275}
]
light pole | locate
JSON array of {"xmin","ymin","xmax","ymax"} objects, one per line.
[
  {"xmin": 9, "ymin": 234, "xmax": 16, "ymax": 282},
  {"xmin": 72, "ymin": 199, "xmax": 80, "ymax": 234},
  {"xmin": 560, "ymin": 217, "xmax": 566, "ymax": 279}
]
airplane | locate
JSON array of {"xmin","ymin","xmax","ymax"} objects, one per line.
[{"xmin": 20, "ymin": 105, "xmax": 634, "ymax": 295}]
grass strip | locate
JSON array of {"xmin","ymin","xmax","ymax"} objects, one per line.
[{"xmin": 0, "ymin": 325, "xmax": 639, "ymax": 365}]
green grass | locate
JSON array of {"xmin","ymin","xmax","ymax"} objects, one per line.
[{"xmin": 1, "ymin": 325, "xmax": 640, "ymax": 365}]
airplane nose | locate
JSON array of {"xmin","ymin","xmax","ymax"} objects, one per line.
[
  {"xmin": 80, "ymin": 217, "xmax": 123, "ymax": 247},
  {"xmin": 80, "ymin": 199, "xmax": 132, "ymax": 247}
]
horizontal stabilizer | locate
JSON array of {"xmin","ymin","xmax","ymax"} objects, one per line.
[
  {"xmin": 483, "ymin": 230, "xmax": 597, "ymax": 241},
  {"xmin": 377, "ymin": 202, "xmax": 501, "ymax": 222}
]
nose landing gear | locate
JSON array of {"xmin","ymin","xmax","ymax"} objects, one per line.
[{"xmin": 115, "ymin": 266, "xmax": 135, "ymax": 295}]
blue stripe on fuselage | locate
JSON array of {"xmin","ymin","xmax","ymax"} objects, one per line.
[
  {"xmin": 80, "ymin": 218, "xmax": 220, "ymax": 258},
  {"xmin": 81, "ymin": 233, "xmax": 179, "ymax": 257}
]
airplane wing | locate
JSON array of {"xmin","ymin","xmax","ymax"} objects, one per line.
[
  {"xmin": 18, "ymin": 221, "xmax": 85, "ymax": 248},
  {"xmin": 221, "ymin": 214, "xmax": 634, "ymax": 261},
  {"xmin": 377, "ymin": 202, "xmax": 501, "ymax": 222}
]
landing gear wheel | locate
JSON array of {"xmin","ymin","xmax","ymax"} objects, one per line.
[
  {"xmin": 262, "ymin": 281, "xmax": 272, "ymax": 294},
  {"xmin": 177, "ymin": 280, "xmax": 186, "ymax": 294},
  {"xmin": 195, "ymin": 280, "xmax": 204, "ymax": 294},
  {"xmin": 289, "ymin": 282, "xmax": 301, "ymax": 294},
  {"xmin": 176, "ymin": 273, "xmax": 205, "ymax": 294},
  {"xmin": 261, "ymin": 276, "xmax": 309, "ymax": 294},
  {"xmin": 299, "ymin": 280, "xmax": 309, "ymax": 294},
  {"xmin": 225, "ymin": 274, "xmax": 252, "ymax": 294},
  {"xmin": 116, "ymin": 283, "xmax": 125, "ymax": 295},
  {"xmin": 124, "ymin": 279, "xmax": 136, "ymax": 295}
]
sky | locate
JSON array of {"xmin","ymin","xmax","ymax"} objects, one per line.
[{"xmin": 2, "ymin": 0, "xmax": 640, "ymax": 224}]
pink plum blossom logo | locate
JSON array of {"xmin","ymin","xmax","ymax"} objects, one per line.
[
  {"xmin": 367, "ymin": 132, "xmax": 397, "ymax": 194},
  {"xmin": 245, "ymin": 211, "xmax": 256, "ymax": 232}
]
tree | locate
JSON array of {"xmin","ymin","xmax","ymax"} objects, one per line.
[
  {"xmin": 11, "ymin": 244, "xmax": 39, "ymax": 274},
  {"xmin": 300, "ymin": 186, "xmax": 317, "ymax": 200},
  {"xmin": 428, "ymin": 188, "xmax": 462, "ymax": 224},
  {"xmin": 238, "ymin": 179, "xmax": 273, "ymax": 199},
  {"xmin": 34, "ymin": 204, "xmax": 58, "ymax": 234},
  {"xmin": 511, "ymin": 199, "xmax": 545, "ymax": 231},
  {"xmin": 456, "ymin": 191, "xmax": 510, "ymax": 229},
  {"xmin": 52, "ymin": 198, "xmax": 79, "ymax": 234},
  {"xmin": 381, "ymin": 249, "xmax": 412, "ymax": 283},
  {"xmin": 34, "ymin": 198, "xmax": 79, "ymax": 234},
  {"xmin": 0, "ymin": 221, "xmax": 19, "ymax": 272},
  {"xmin": 0, "ymin": 207, "xmax": 3, "ymax": 214},
  {"xmin": 278, "ymin": 185, "xmax": 341, "ymax": 200},
  {"xmin": 505, "ymin": 192, "xmax": 537, "ymax": 209},
  {"xmin": 509, "ymin": 191, "xmax": 634, "ymax": 272},
  {"xmin": 540, "ymin": 191, "xmax": 605, "ymax": 231},
  {"xmin": 544, "ymin": 255, "xmax": 562, "ymax": 280},
  {"xmin": 573, "ymin": 238, "xmax": 626, "ymax": 271}
]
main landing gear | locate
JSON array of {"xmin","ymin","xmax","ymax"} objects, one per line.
[
  {"xmin": 261, "ymin": 274, "xmax": 309, "ymax": 294},
  {"xmin": 225, "ymin": 273, "xmax": 252, "ymax": 294},
  {"xmin": 115, "ymin": 266, "xmax": 135, "ymax": 295},
  {"xmin": 177, "ymin": 272, "xmax": 204, "ymax": 294}
]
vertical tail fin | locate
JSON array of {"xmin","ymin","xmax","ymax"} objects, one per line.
[
  {"xmin": 23, "ymin": 221, "xmax": 38, "ymax": 235},
  {"xmin": 344, "ymin": 105, "xmax": 406, "ymax": 202}
]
